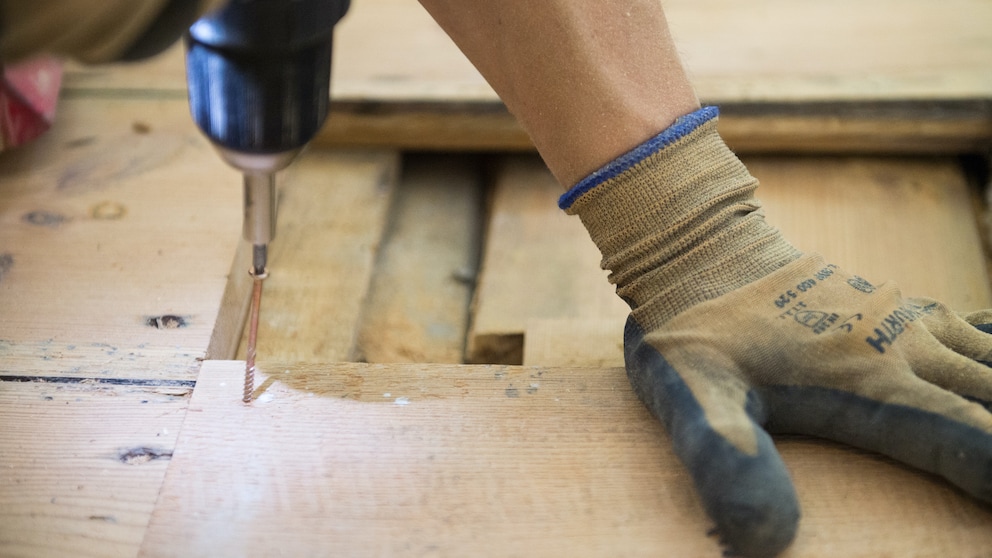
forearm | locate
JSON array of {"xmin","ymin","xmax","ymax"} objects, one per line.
[{"xmin": 417, "ymin": 0, "xmax": 700, "ymax": 187}]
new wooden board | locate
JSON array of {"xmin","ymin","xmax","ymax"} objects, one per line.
[
  {"xmin": 481, "ymin": 154, "xmax": 992, "ymax": 367},
  {"xmin": 140, "ymin": 360, "xmax": 992, "ymax": 557}
]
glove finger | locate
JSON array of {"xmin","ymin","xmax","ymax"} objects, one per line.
[
  {"xmin": 764, "ymin": 371, "xmax": 992, "ymax": 503},
  {"xmin": 910, "ymin": 340, "xmax": 992, "ymax": 408},
  {"xmin": 960, "ymin": 308, "xmax": 992, "ymax": 334},
  {"xmin": 625, "ymin": 317, "xmax": 799, "ymax": 558},
  {"xmin": 920, "ymin": 300, "xmax": 992, "ymax": 365}
]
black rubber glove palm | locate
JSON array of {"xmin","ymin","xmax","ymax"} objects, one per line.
[{"xmin": 560, "ymin": 106, "xmax": 992, "ymax": 557}]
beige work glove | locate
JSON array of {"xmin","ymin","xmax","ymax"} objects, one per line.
[{"xmin": 560, "ymin": 106, "xmax": 992, "ymax": 557}]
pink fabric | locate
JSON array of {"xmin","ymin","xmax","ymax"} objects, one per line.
[{"xmin": 0, "ymin": 56, "xmax": 63, "ymax": 149}]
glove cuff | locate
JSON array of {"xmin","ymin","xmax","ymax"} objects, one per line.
[{"xmin": 561, "ymin": 106, "xmax": 801, "ymax": 329}]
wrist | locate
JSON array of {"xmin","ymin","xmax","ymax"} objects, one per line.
[{"xmin": 562, "ymin": 106, "xmax": 800, "ymax": 328}]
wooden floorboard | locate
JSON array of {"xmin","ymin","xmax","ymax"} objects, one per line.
[
  {"xmin": 755, "ymin": 155, "xmax": 992, "ymax": 309},
  {"xmin": 61, "ymin": 0, "xmax": 992, "ymax": 104},
  {"xmin": 0, "ymin": 98, "xmax": 404, "ymax": 556},
  {"xmin": 0, "ymin": 379, "xmax": 190, "ymax": 558},
  {"xmin": 0, "ymin": 97, "xmax": 240, "ymax": 378},
  {"xmin": 140, "ymin": 360, "xmax": 992, "ymax": 557},
  {"xmin": 3, "ymin": 3, "xmax": 992, "ymax": 555}
]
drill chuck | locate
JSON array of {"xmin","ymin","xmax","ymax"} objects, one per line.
[
  {"xmin": 184, "ymin": 0, "xmax": 350, "ymax": 159},
  {"xmin": 185, "ymin": 0, "xmax": 350, "ymax": 272}
]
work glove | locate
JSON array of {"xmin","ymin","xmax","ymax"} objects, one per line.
[{"xmin": 560, "ymin": 106, "xmax": 992, "ymax": 557}]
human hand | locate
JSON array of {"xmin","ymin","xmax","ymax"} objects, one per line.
[
  {"xmin": 560, "ymin": 106, "xmax": 992, "ymax": 556},
  {"xmin": 624, "ymin": 254, "xmax": 992, "ymax": 556}
]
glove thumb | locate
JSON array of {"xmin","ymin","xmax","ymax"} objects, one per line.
[{"xmin": 625, "ymin": 317, "xmax": 800, "ymax": 557}]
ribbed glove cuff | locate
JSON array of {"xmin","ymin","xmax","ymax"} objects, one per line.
[{"xmin": 560, "ymin": 107, "xmax": 801, "ymax": 329}]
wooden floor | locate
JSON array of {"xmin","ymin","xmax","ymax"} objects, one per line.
[{"xmin": 3, "ymin": 1, "xmax": 992, "ymax": 556}]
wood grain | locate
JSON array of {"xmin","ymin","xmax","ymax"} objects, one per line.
[
  {"xmin": 466, "ymin": 155, "xmax": 628, "ymax": 364},
  {"xmin": 58, "ymin": 0, "xmax": 992, "ymax": 153},
  {"xmin": 353, "ymin": 154, "xmax": 482, "ymax": 363},
  {"xmin": 754, "ymin": 155, "xmax": 992, "ymax": 309},
  {"xmin": 140, "ymin": 360, "xmax": 992, "ymax": 557},
  {"xmin": 0, "ymin": 379, "xmax": 191, "ymax": 558},
  {"xmin": 0, "ymin": 97, "xmax": 240, "ymax": 378},
  {"xmin": 523, "ymin": 318, "xmax": 625, "ymax": 368},
  {"xmin": 231, "ymin": 150, "xmax": 400, "ymax": 363},
  {"xmin": 0, "ymin": 97, "xmax": 238, "ymax": 557},
  {"xmin": 62, "ymin": 0, "xmax": 992, "ymax": 104}
]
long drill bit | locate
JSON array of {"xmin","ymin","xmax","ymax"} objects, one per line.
[{"xmin": 244, "ymin": 260, "xmax": 267, "ymax": 404}]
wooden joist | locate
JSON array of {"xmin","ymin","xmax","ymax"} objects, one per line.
[
  {"xmin": 226, "ymin": 150, "xmax": 401, "ymax": 363},
  {"xmin": 465, "ymin": 156, "xmax": 628, "ymax": 365},
  {"xmin": 353, "ymin": 154, "xmax": 483, "ymax": 364}
]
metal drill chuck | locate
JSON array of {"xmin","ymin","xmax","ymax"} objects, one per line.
[
  {"xmin": 184, "ymin": 0, "xmax": 350, "ymax": 274},
  {"xmin": 184, "ymin": 0, "xmax": 350, "ymax": 156}
]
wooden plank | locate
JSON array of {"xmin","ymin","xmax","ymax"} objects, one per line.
[
  {"xmin": 0, "ymin": 378, "xmax": 191, "ymax": 558},
  {"xmin": 58, "ymin": 0, "xmax": 992, "ymax": 153},
  {"xmin": 204, "ymin": 240, "xmax": 253, "ymax": 360},
  {"xmin": 315, "ymin": 101, "xmax": 992, "ymax": 155},
  {"xmin": 62, "ymin": 0, "xmax": 992, "ymax": 103},
  {"xmin": 0, "ymin": 97, "xmax": 240, "ymax": 378},
  {"xmin": 715, "ymin": 103, "xmax": 992, "ymax": 155},
  {"xmin": 0, "ymin": 95, "xmax": 241, "ymax": 557},
  {"xmin": 228, "ymin": 150, "xmax": 400, "ymax": 363},
  {"xmin": 353, "ymin": 154, "xmax": 482, "ymax": 363},
  {"xmin": 523, "ymin": 318, "xmax": 624, "ymax": 368},
  {"xmin": 466, "ymin": 155, "xmax": 629, "ymax": 364},
  {"xmin": 484, "ymin": 155, "xmax": 992, "ymax": 368},
  {"xmin": 754, "ymin": 155, "xmax": 992, "ymax": 310},
  {"xmin": 141, "ymin": 360, "xmax": 992, "ymax": 557}
]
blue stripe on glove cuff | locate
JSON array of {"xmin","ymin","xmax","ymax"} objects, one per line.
[{"xmin": 558, "ymin": 105, "xmax": 721, "ymax": 210}]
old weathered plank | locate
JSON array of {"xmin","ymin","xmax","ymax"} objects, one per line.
[
  {"xmin": 353, "ymin": 154, "xmax": 482, "ymax": 363},
  {"xmin": 140, "ymin": 360, "xmax": 992, "ymax": 557},
  {"xmin": 63, "ymin": 0, "xmax": 992, "ymax": 104},
  {"xmin": 0, "ymin": 96, "xmax": 238, "ymax": 558},
  {"xmin": 483, "ymin": 154, "xmax": 992, "ymax": 368},
  {"xmin": 230, "ymin": 150, "xmax": 400, "ymax": 363},
  {"xmin": 523, "ymin": 318, "xmax": 625, "ymax": 368},
  {"xmin": 0, "ymin": 97, "xmax": 240, "ymax": 378},
  {"xmin": 466, "ymin": 155, "xmax": 628, "ymax": 364},
  {"xmin": 754, "ymin": 155, "xmax": 992, "ymax": 309}
]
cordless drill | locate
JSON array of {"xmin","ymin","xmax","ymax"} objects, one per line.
[{"xmin": 184, "ymin": 0, "xmax": 351, "ymax": 277}]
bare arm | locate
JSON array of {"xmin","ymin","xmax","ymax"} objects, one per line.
[{"xmin": 417, "ymin": 0, "xmax": 700, "ymax": 187}]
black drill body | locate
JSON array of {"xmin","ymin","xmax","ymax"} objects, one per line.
[{"xmin": 184, "ymin": 0, "xmax": 351, "ymax": 274}]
